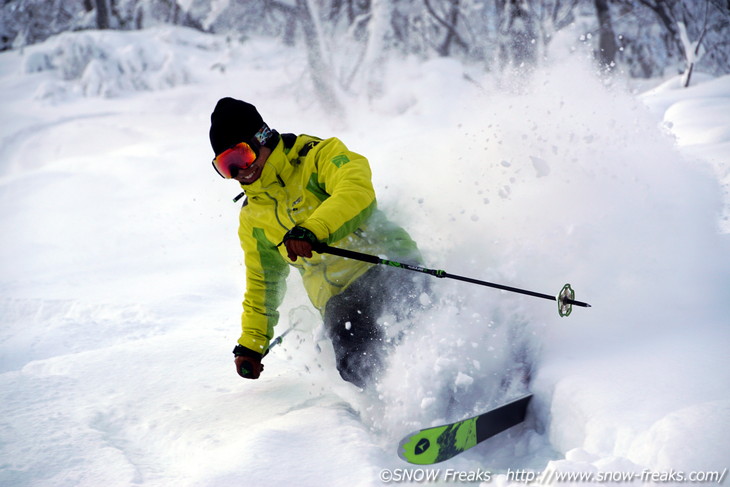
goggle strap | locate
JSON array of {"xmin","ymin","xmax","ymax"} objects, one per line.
[{"xmin": 254, "ymin": 123, "xmax": 273, "ymax": 146}]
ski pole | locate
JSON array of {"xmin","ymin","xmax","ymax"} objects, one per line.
[
  {"xmin": 268, "ymin": 309, "xmax": 317, "ymax": 351},
  {"xmin": 314, "ymin": 243, "xmax": 591, "ymax": 317},
  {"xmin": 268, "ymin": 326, "xmax": 294, "ymax": 350},
  {"xmin": 238, "ymin": 325, "xmax": 296, "ymax": 377}
]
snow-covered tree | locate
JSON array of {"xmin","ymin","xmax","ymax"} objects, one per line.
[
  {"xmin": 610, "ymin": 0, "xmax": 730, "ymax": 80},
  {"xmin": 2, "ymin": 0, "xmax": 728, "ymax": 87}
]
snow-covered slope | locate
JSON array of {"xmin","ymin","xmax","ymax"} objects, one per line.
[{"xmin": 1, "ymin": 27, "xmax": 728, "ymax": 486}]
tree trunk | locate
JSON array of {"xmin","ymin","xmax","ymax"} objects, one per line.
[
  {"xmin": 271, "ymin": 1, "xmax": 298, "ymax": 46},
  {"xmin": 359, "ymin": 0, "xmax": 391, "ymax": 98},
  {"xmin": 296, "ymin": 0, "xmax": 345, "ymax": 119},
  {"xmin": 440, "ymin": 0, "xmax": 461, "ymax": 57},
  {"xmin": 682, "ymin": 0, "xmax": 710, "ymax": 87},
  {"xmin": 499, "ymin": 0, "xmax": 537, "ymax": 69},
  {"xmin": 95, "ymin": 0, "xmax": 111, "ymax": 30},
  {"xmin": 594, "ymin": 0, "xmax": 617, "ymax": 69}
]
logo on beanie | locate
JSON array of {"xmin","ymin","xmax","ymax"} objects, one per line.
[{"xmin": 254, "ymin": 124, "xmax": 273, "ymax": 146}]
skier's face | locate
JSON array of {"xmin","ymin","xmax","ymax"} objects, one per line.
[{"xmin": 232, "ymin": 146, "xmax": 271, "ymax": 185}]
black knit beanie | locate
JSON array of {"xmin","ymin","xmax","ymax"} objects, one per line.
[{"xmin": 209, "ymin": 97, "xmax": 279, "ymax": 155}]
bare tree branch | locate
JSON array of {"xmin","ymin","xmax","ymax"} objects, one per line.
[{"xmin": 423, "ymin": 0, "xmax": 468, "ymax": 56}]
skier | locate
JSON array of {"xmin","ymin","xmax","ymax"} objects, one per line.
[{"xmin": 209, "ymin": 97, "xmax": 428, "ymax": 388}]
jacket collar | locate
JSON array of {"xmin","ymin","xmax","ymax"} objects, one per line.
[{"xmin": 240, "ymin": 139, "xmax": 293, "ymax": 194}]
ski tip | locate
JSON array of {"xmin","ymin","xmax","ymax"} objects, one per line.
[
  {"xmin": 397, "ymin": 393, "xmax": 534, "ymax": 465},
  {"xmin": 397, "ymin": 430, "xmax": 441, "ymax": 465}
]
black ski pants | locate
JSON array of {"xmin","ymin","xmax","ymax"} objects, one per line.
[{"xmin": 323, "ymin": 265, "xmax": 430, "ymax": 388}]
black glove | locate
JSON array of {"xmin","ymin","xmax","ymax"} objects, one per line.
[
  {"xmin": 282, "ymin": 226, "xmax": 320, "ymax": 261},
  {"xmin": 233, "ymin": 345, "xmax": 264, "ymax": 379}
]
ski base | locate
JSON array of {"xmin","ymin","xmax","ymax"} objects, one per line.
[{"xmin": 397, "ymin": 393, "xmax": 532, "ymax": 464}]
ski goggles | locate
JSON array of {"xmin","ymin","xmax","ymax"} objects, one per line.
[{"xmin": 212, "ymin": 141, "xmax": 259, "ymax": 179}]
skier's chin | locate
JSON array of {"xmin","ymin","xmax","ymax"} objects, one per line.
[{"xmin": 238, "ymin": 166, "xmax": 262, "ymax": 185}]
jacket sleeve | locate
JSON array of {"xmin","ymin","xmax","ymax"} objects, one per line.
[
  {"xmin": 299, "ymin": 137, "xmax": 377, "ymax": 243},
  {"xmin": 237, "ymin": 220, "xmax": 289, "ymax": 354}
]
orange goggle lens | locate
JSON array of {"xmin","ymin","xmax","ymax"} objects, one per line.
[{"xmin": 212, "ymin": 142, "xmax": 258, "ymax": 178}]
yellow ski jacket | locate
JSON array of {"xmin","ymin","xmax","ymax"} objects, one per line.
[{"xmin": 236, "ymin": 133, "xmax": 422, "ymax": 355}]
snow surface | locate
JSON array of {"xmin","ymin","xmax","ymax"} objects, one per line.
[{"xmin": 1, "ymin": 27, "xmax": 729, "ymax": 486}]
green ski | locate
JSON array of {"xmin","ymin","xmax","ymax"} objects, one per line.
[{"xmin": 397, "ymin": 394, "xmax": 533, "ymax": 464}]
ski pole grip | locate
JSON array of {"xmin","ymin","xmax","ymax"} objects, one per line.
[{"xmin": 314, "ymin": 243, "xmax": 382, "ymax": 265}]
